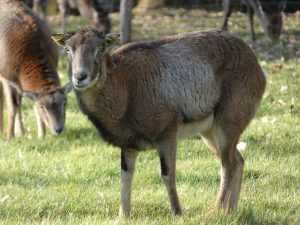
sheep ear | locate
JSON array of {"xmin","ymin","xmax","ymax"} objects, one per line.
[
  {"xmin": 51, "ymin": 32, "xmax": 75, "ymax": 47},
  {"xmin": 105, "ymin": 33, "xmax": 121, "ymax": 48},
  {"xmin": 63, "ymin": 82, "xmax": 73, "ymax": 95},
  {"xmin": 51, "ymin": 33, "xmax": 66, "ymax": 47},
  {"xmin": 23, "ymin": 91, "xmax": 38, "ymax": 102}
]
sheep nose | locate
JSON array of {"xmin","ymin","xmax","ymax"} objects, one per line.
[
  {"xmin": 55, "ymin": 125, "xmax": 64, "ymax": 134},
  {"xmin": 74, "ymin": 72, "xmax": 88, "ymax": 82}
]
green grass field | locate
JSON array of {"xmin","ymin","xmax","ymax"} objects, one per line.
[{"xmin": 0, "ymin": 8, "xmax": 299, "ymax": 225}]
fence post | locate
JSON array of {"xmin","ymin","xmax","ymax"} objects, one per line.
[{"xmin": 120, "ymin": 0, "xmax": 132, "ymax": 43}]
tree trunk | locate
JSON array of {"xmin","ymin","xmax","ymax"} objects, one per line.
[{"xmin": 120, "ymin": 0, "xmax": 132, "ymax": 43}]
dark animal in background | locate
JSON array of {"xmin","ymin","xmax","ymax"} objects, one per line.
[
  {"xmin": 57, "ymin": 0, "xmax": 112, "ymax": 33},
  {"xmin": 222, "ymin": 0, "xmax": 287, "ymax": 41},
  {"xmin": 0, "ymin": 0, "xmax": 72, "ymax": 139},
  {"xmin": 53, "ymin": 27, "xmax": 266, "ymax": 216},
  {"xmin": 20, "ymin": 0, "xmax": 49, "ymax": 19},
  {"xmin": 19, "ymin": 0, "xmax": 33, "ymax": 7},
  {"xmin": 33, "ymin": 0, "xmax": 50, "ymax": 19},
  {"xmin": 20, "ymin": 0, "xmax": 112, "ymax": 33}
]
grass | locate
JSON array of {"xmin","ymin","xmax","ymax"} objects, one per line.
[{"xmin": 0, "ymin": 8, "xmax": 300, "ymax": 225}]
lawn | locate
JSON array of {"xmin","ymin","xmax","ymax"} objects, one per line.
[{"xmin": 0, "ymin": 8, "xmax": 299, "ymax": 225}]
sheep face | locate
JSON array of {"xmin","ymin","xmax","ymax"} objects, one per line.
[
  {"xmin": 24, "ymin": 83, "xmax": 72, "ymax": 135},
  {"xmin": 52, "ymin": 28, "xmax": 120, "ymax": 91}
]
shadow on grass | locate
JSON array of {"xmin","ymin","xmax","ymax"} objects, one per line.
[
  {"xmin": 232, "ymin": 28, "xmax": 300, "ymax": 61},
  {"xmin": 0, "ymin": 168, "xmax": 119, "ymax": 189},
  {"xmin": 21, "ymin": 127, "xmax": 104, "ymax": 153},
  {"xmin": 177, "ymin": 171, "xmax": 220, "ymax": 187},
  {"xmin": 236, "ymin": 207, "xmax": 284, "ymax": 225},
  {"xmin": 64, "ymin": 127, "xmax": 99, "ymax": 142},
  {"xmin": 283, "ymin": 204, "xmax": 300, "ymax": 225},
  {"xmin": 130, "ymin": 200, "xmax": 171, "ymax": 219},
  {"xmin": 244, "ymin": 169, "xmax": 265, "ymax": 180}
]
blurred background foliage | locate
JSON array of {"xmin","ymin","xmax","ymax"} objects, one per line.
[{"xmin": 45, "ymin": 0, "xmax": 300, "ymax": 14}]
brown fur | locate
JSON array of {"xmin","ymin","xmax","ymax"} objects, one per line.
[
  {"xmin": 54, "ymin": 27, "xmax": 266, "ymax": 216},
  {"xmin": 0, "ymin": 0, "xmax": 71, "ymax": 138}
]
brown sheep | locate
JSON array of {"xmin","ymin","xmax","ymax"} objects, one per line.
[
  {"xmin": 0, "ymin": 0, "xmax": 72, "ymax": 139},
  {"xmin": 53, "ymin": 27, "xmax": 266, "ymax": 216}
]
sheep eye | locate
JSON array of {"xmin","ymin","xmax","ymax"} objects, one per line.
[{"xmin": 65, "ymin": 47, "xmax": 72, "ymax": 55}]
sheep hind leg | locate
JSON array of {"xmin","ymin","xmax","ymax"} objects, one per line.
[
  {"xmin": 202, "ymin": 126, "xmax": 244, "ymax": 212},
  {"xmin": 217, "ymin": 143, "xmax": 244, "ymax": 212}
]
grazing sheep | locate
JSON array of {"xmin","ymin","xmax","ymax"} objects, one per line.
[
  {"xmin": 0, "ymin": 0, "xmax": 72, "ymax": 139},
  {"xmin": 222, "ymin": 0, "xmax": 287, "ymax": 41}
]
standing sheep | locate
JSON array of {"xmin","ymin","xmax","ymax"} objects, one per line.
[{"xmin": 53, "ymin": 27, "xmax": 266, "ymax": 216}]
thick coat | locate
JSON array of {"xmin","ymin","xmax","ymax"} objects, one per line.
[
  {"xmin": 0, "ymin": 0, "xmax": 72, "ymax": 138},
  {"xmin": 54, "ymin": 28, "xmax": 266, "ymax": 216}
]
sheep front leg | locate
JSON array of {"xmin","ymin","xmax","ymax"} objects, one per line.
[
  {"xmin": 34, "ymin": 105, "xmax": 45, "ymax": 138},
  {"xmin": 156, "ymin": 129, "xmax": 182, "ymax": 216},
  {"xmin": 246, "ymin": 3, "xmax": 256, "ymax": 42},
  {"xmin": 3, "ymin": 82, "xmax": 17, "ymax": 139},
  {"xmin": 14, "ymin": 92, "xmax": 27, "ymax": 136},
  {"xmin": 119, "ymin": 149, "xmax": 138, "ymax": 217},
  {"xmin": 221, "ymin": 0, "xmax": 232, "ymax": 31}
]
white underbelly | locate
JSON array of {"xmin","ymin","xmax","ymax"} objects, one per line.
[{"xmin": 178, "ymin": 114, "xmax": 214, "ymax": 139}]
